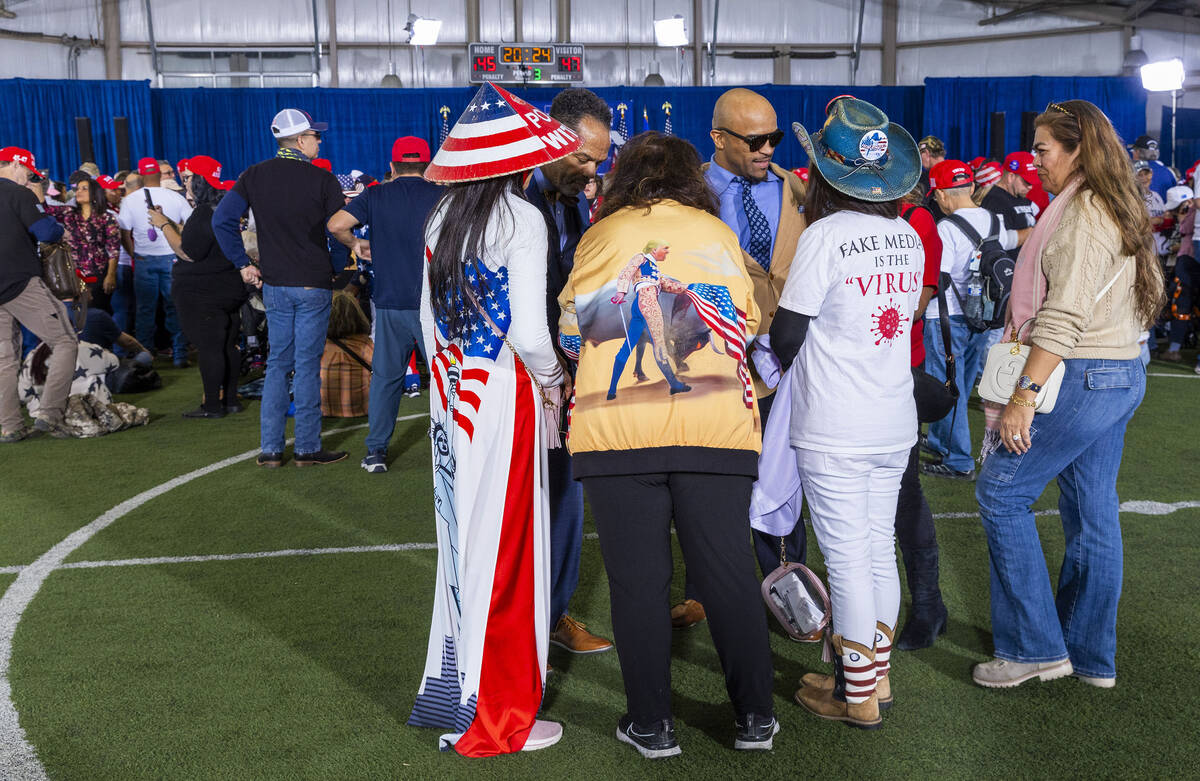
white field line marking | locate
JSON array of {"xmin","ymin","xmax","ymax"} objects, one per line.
[
  {"xmin": 1, "ymin": 501, "xmax": 1196, "ymax": 578},
  {"xmin": 0, "ymin": 413, "xmax": 426, "ymax": 781},
  {"xmin": 1147, "ymin": 372, "xmax": 1199, "ymax": 378}
]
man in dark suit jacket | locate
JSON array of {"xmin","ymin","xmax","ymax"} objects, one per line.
[{"xmin": 524, "ymin": 88, "xmax": 614, "ymax": 655}]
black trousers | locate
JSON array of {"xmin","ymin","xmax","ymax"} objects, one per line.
[
  {"xmin": 582, "ymin": 472, "xmax": 775, "ymax": 725},
  {"xmin": 173, "ymin": 276, "xmax": 244, "ymax": 412},
  {"xmin": 683, "ymin": 391, "xmax": 806, "ymax": 602},
  {"xmin": 894, "ymin": 441, "xmax": 937, "ymax": 550}
]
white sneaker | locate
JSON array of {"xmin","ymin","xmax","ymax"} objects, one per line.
[
  {"xmin": 972, "ymin": 657, "xmax": 1073, "ymax": 688},
  {"xmin": 1071, "ymin": 672, "xmax": 1116, "ymax": 688},
  {"xmin": 521, "ymin": 719, "xmax": 562, "ymax": 751}
]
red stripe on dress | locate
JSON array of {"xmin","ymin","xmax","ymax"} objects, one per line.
[
  {"xmin": 458, "ymin": 389, "xmax": 482, "ymax": 411},
  {"xmin": 452, "ymin": 410, "xmax": 475, "ymax": 440},
  {"xmin": 454, "ymin": 355, "xmax": 541, "ymax": 757}
]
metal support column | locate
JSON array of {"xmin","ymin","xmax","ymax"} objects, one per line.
[
  {"xmin": 514, "ymin": 0, "xmax": 523, "ymax": 43},
  {"xmin": 556, "ymin": 0, "xmax": 571, "ymax": 42},
  {"xmin": 466, "ymin": 0, "xmax": 480, "ymax": 44},
  {"xmin": 142, "ymin": 0, "xmax": 160, "ymax": 87},
  {"xmin": 327, "ymin": 0, "xmax": 339, "ymax": 87},
  {"xmin": 881, "ymin": 0, "xmax": 897, "ymax": 86},
  {"xmin": 102, "ymin": 0, "xmax": 122, "ymax": 79},
  {"xmin": 311, "ymin": 0, "xmax": 322, "ymax": 86},
  {"xmin": 691, "ymin": 0, "xmax": 703, "ymax": 86}
]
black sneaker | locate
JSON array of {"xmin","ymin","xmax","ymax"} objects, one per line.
[
  {"xmin": 225, "ymin": 400, "xmax": 246, "ymax": 414},
  {"xmin": 616, "ymin": 715, "xmax": 681, "ymax": 759},
  {"xmin": 734, "ymin": 713, "xmax": 780, "ymax": 750},
  {"xmin": 182, "ymin": 407, "xmax": 225, "ymax": 419},
  {"xmin": 918, "ymin": 434, "xmax": 944, "ymax": 463},
  {"xmin": 920, "ymin": 462, "xmax": 975, "ymax": 481},
  {"xmin": 294, "ymin": 449, "xmax": 348, "ymax": 467},
  {"xmin": 256, "ymin": 451, "xmax": 285, "ymax": 468}
]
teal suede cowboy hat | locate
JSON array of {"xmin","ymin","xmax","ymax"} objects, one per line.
[{"xmin": 791, "ymin": 95, "xmax": 920, "ymax": 202}]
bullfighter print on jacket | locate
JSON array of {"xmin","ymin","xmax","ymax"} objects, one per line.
[
  {"xmin": 558, "ymin": 200, "xmax": 762, "ymax": 460},
  {"xmin": 606, "ymin": 241, "xmax": 691, "ymax": 399}
]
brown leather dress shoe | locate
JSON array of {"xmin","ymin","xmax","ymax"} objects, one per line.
[
  {"xmin": 550, "ymin": 615, "xmax": 613, "ymax": 654},
  {"xmin": 670, "ymin": 599, "xmax": 706, "ymax": 629}
]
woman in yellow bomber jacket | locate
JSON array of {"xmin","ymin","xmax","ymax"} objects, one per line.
[{"xmin": 556, "ymin": 131, "xmax": 778, "ymax": 758}]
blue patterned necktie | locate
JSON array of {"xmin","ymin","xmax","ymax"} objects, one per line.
[{"xmin": 737, "ymin": 177, "xmax": 772, "ymax": 271}]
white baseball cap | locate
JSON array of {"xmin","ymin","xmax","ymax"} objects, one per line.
[
  {"xmin": 270, "ymin": 108, "xmax": 328, "ymax": 139},
  {"xmin": 1165, "ymin": 185, "xmax": 1195, "ymax": 211}
]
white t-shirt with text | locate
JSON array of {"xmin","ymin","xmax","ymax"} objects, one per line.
[
  {"xmin": 116, "ymin": 186, "xmax": 193, "ymax": 256},
  {"xmin": 927, "ymin": 206, "xmax": 1017, "ymax": 318},
  {"xmin": 779, "ymin": 211, "xmax": 923, "ymax": 454}
]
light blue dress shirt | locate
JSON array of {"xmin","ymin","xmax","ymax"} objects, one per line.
[{"xmin": 705, "ymin": 157, "xmax": 783, "ymax": 262}]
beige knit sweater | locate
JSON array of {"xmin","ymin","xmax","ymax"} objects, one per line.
[{"xmin": 1031, "ymin": 190, "xmax": 1142, "ymax": 360}]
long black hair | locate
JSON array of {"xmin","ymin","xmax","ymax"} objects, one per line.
[
  {"xmin": 426, "ymin": 174, "xmax": 522, "ymax": 340},
  {"xmin": 189, "ymin": 176, "xmax": 225, "ymax": 209},
  {"xmin": 73, "ymin": 176, "xmax": 108, "ymax": 216},
  {"xmin": 803, "ymin": 165, "xmax": 899, "ymax": 224}
]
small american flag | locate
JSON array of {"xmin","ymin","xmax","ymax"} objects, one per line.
[
  {"xmin": 684, "ymin": 283, "xmax": 753, "ymax": 408},
  {"xmin": 438, "ymin": 105, "xmax": 451, "ymax": 145},
  {"xmin": 662, "ymin": 101, "xmax": 673, "ymax": 136},
  {"xmin": 558, "ymin": 333, "xmax": 581, "ymax": 360},
  {"xmin": 616, "ymin": 103, "xmax": 629, "ymax": 143}
]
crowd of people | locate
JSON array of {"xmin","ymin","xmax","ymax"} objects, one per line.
[{"xmin": 0, "ymin": 82, "xmax": 1185, "ymax": 758}]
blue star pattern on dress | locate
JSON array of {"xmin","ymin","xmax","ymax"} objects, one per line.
[
  {"xmin": 737, "ymin": 177, "xmax": 772, "ymax": 271},
  {"xmin": 435, "ymin": 261, "xmax": 510, "ymax": 360}
]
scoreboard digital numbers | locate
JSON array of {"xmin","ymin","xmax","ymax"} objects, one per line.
[{"xmin": 469, "ymin": 43, "xmax": 584, "ymax": 84}]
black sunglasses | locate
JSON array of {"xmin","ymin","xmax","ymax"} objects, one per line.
[{"xmin": 718, "ymin": 127, "xmax": 784, "ymax": 152}]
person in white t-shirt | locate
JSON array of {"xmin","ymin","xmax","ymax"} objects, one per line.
[
  {"xmin": 117, "ymin": 157, "xmax": 194, "ymax": 367},
  {"xmin": 921, "ymin": 160, "xmax": 1018, "ymax": 481},
  {"xmin": 772, "ymin": 96, "xmax": 923, "ymax": 730}
]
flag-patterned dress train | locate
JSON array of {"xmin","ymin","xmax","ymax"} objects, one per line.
[{"xmin": 409, "ymin": 191, "xmax": 562, "ymax": 757}]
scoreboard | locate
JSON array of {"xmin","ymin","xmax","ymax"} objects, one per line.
[{"xmin": 469, "ymin": 43, "xmax": 584, "ymax": 84}]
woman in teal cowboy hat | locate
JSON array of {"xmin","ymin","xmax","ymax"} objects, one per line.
[{"xmin": 770, "ymin": 95, "xmax": 923, "ymax": 729}]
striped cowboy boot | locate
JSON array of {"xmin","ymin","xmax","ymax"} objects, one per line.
[
  {"xmin": 798, "ymin": 622, "xmax": 894, "ymax": 711},
  {"xmin": 795, "ymin": 634, "xmax": 881, "ymax": 730}
]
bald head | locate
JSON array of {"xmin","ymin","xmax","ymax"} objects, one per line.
[
  {"xmin": 711, "ymin": 88, "xmax": 780, "ymax": 182},
  {"xmin": 712, "ymin": 88, "xmax": 776, "ymax": 131}
]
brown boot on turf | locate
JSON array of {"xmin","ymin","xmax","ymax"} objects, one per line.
[
  {"xmin": 874, "ymin": 621, "xmax": 894, "ymax": 710},
  {"xmin": 795, "ymin": 635, "xmax": 881, "ymax": 729},
  {"xmin": 670, "ymin": 599, "xmax": 706, "ymax": 629}
]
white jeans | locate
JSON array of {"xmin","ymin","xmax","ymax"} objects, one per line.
[{"xmin": 795, "ymin": 448, "xmax": 909, "ymax": 649}]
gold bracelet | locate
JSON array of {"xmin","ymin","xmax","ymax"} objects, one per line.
[{"xmin": 1009, "ymin": 393, "xmax": 1037, "ymax": 409}]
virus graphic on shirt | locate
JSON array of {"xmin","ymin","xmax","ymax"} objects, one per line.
[{"xmin": 871, "ymin": 299, "xmax": 911, "ymax": 346}]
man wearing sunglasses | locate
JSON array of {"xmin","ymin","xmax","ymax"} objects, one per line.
[
  {"xmin": 669, "ymin": 88, "xmax": 809, "ymax": 630},
  {"xmin": 1131, "ymin": 135, "xmax": 1175, "ymax": 202},
  {"xmin": 213, "ymin": 108, "xmax": 349, "ymax": 468}
]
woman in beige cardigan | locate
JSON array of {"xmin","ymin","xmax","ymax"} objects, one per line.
[{"xmin": 972, "ymin": 99, "xmax": 1164, "ymax": 690}]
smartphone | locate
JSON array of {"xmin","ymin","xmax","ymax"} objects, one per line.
[{"xmin": 144, "ymin": 189, "xmax": 158, "ymax": 242}]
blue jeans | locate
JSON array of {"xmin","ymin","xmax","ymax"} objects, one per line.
[
  {"xmin": 261, "ymin": 284, "xmax": 332, "ymax": 454},
  {"xmin": 924, "ymin": 315, "xmax": 989, "ymax": 472},
  {"xmin": 111, "ymin": 265, "xmax": 135, "ymax": 335},
  {"xmin": 975, "ymin": 358, "xmax": 1145, "ymax": 679},
  {"xmin": 549, "ymin": 441, "xmax": 584, "ymax": 628},
  {"xmin": 134, "ymin": 254, "xmax": 187, "ymax": 359},
  {"xmin": 364, "ymin": 307, "xmax": 425, "ymax": 454}
]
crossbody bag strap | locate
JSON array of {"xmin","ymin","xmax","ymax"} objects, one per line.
[
  {"xmin": 466, "ymin": 291, "xmax": 558, "ymax": 409},
  {"xmin": 329, "ymin": 337, "xmax": 373, "ymax": 373},
  {"xmin": 901, "ymin": 206, "xmax": 958, "ymax": 395}
]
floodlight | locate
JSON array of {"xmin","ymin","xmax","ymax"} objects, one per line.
[
  {"xmin": 1140, "ymin": 58, "xmax": 1185, "ymax": 92},
  {"xmin": 654, "ymin": 15, "xmax": 688, "ymax": 47},
  {"xmin": 408, "ymin": 15, "xmax": 442, "ymax": 46}
]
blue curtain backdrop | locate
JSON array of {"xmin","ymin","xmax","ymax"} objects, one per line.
[
  {"xmin": 1160, "ymin": 106, "xmax": 1200, "ymax": 173},
  {"xmin": 922, "ymin": 76, "xmax": 1147, "ymax": 162},
  {"xmin": 149, "ymin": 84, "xmax": 923, "ymax": 179},
  {"xmin": 1, "ymin": 77, "xmax": 1146, "ymax": 182},
  {"xmin": 0, "ymin": 78, "xmax": 155, "ymax": 177}
]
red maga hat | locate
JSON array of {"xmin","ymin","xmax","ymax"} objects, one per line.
[
  {"xmin": 94, "ymin": 174, "xmax": 121, "ymax": 190},
  {"xmin": 187, "ymin": 155, "xmax": 234, "ymax": 190},
  {"xmin": 928, "ymin": 159, "xmax": 974, "ymax": 190},
  {"xmin": 975, "ymin": 162, "xmax": 1002, "ymax": 187},
  {"xmin": 137, "ymin": 157, "xmax": 160, "ymax": 175},
  {"xmin": 0, "ymin": 146, "xmax": 39, "ymax": 175},
  {"xmin": 392, "ymin": 136, "xmax": 432, "ymax": 163},
  {"xmin": 312, "ymin": 158, "xmax": 333, "ymax": 172},
  {"xmin": 425, "ymin": 83, "xmax": 581, "ymax": 184},
  {"xmin": 1004, "ymin": 151, "xmax": 1039, "ymax": 186}
]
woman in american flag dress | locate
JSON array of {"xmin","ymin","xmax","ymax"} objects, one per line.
[{"xmin": 408, "ymin": 83, "xmax": 575, "ymax": 757}]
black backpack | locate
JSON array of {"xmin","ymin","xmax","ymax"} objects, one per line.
[
  {"xmin": 942, "ymin": 212, "xmax": 1015, "ymax": 332},
  {"xmin": 106, "ymin": 360, "xmax": 162, "ymax": 395}
]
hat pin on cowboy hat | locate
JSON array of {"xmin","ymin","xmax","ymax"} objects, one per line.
[{"xmin": 791, "ymin": 95, "xmax": 921, "ymax": 202}]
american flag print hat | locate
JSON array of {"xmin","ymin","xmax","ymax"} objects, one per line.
[{"xmin": 424, "ymin": 82, "xmax": 582, "ymax": 184}]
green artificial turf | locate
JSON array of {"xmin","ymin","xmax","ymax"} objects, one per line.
[{"xmin": 2, "ymin": 358, "xmax": 1198, "ymax": 779}]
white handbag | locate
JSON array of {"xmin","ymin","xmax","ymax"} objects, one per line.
[{"xmin": 977, "ymin": 259, "xmax": 1130, "ymax": 413}]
